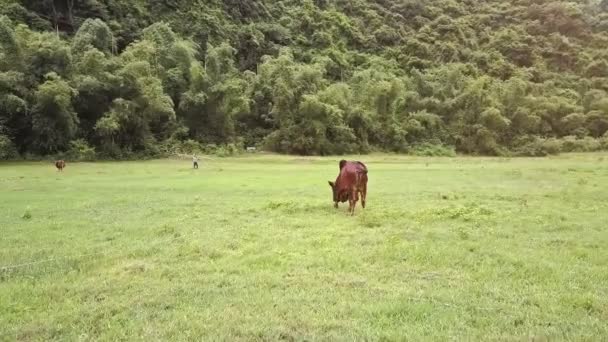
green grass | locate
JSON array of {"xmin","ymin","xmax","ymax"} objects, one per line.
[{"xmin": 1, "ymin": 153, "xmax": 608, "ymax": 340}]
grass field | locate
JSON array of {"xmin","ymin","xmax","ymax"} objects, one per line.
[{"xmin": 1, "ymin": 153, "xmax": 608, "ymax": 340}]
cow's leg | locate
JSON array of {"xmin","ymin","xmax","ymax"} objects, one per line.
[
  {"xmin": 361, "ymin": 185, "xmax": 367, "ymax": 209},
  {"xmin": 350, "ymin": 189, "xmax": 359, "ymax": 215}
]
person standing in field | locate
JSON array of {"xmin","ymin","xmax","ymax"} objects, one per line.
[{"xmin": 193, "ymin": 154, "xmax": 199, "ymax": 169}]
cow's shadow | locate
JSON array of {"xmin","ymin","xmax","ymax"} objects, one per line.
[
  {"xmin": 262, "ymin": 200, "xmax": 336, "ymax": 214},
  {"xmin": 261, "ymin": 200, "xmax": 368, "ymax": 216}
]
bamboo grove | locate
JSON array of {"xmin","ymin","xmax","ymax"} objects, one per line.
[{"xmin": 1, "ymin": 0, "xmax": 608, "ymax": 158}]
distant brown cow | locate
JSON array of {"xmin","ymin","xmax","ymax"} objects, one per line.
[
  {"xmin": 55, "ymin": 160, "xmax": 66, "ymax": 171},
  {"xmin": 328, "ymin": 160, "xmax": 368, "ymax": 215}
]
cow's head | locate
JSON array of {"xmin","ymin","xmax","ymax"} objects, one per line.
[{"xmin": 328, "ymin": 181, "xmax": 338, "ymax": 208}]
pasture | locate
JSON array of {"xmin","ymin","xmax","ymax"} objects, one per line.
[{"xmin": 1, "ymin": 154, "xmax": 608, "ymax": 340}]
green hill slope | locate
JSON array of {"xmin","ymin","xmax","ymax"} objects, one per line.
[{"xmin": 1, "ymin": 0, "xmax": 608, "ymax": 157}]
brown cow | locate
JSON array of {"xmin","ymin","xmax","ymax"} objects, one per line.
[
  {"xmin": 55, "ymin": 160, "xmax": 66, "ymax": 171},
  {"xmin": 328, "ymin": 160, "xmax": 368, "ymax": 215}
]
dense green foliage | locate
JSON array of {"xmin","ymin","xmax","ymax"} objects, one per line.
[{"xmin": 1, "ymin": 0, "xmax": 608, "ymax": 157}]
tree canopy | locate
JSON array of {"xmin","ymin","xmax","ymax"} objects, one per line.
[{"xmin": 1, "ymin": 0, "xmax": 608, "ymax": 158}]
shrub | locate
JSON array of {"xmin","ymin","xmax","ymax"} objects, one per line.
[
  {"xmin": 66, "ymin": 139, "xmax": 96, "ymax": 161},
  {"xmin": 203, "ymin": 143, "xmax": 218, "ymax": 154},
  {"xmin": 409, "ymin": 143, "xmax": 456, "ymax": 157},
  {"xmin": 541, "ymin": 138, "xmax": 563, "ymax": 155},
  {"xmin": 601, "ymin": 132, "xmax": 608, "ymax": 150},
  {"xmin": 0, "ymin": 134, "xmax": 18, "ymax": 160},
  {"xmin": 214, "ymin": 143, "xmax": 242, "ymax": 157},
  {"xmin": 561, "ymin": 136, "xmax": 602, "ymax": 152},
  {"xmin": 513, "ymin": 137, "xmax": 553, "ymax": 156},
  {"xmin": 177, "ymin": 139, "xmax": 204, "ymax": 155},
  {"xmin": 513, "ymin": 136, "xmax": 606, "ymax": 156},
  {"xmin": 159, "ymin": 139, "xmax": 204, "ymax": 157}
]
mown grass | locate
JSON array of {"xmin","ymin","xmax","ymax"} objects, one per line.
[{"xmin": 1, "ymin": 153, "xmax": 608, "ymax": 340}]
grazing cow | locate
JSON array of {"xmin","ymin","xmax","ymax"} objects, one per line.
[
  {"xmin": 328, "ymin": 160, "xmax": 368, "ymax": 215},
  {"xmin": 55, "ymin": 160, "xmax": 66, "ymax": 171}
]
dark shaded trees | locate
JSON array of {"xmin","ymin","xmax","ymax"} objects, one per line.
[{"xmin": 1, "ymin": 0, "xmax": 608, "ymax": 158}]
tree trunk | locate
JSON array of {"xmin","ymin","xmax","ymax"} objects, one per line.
[
  {"xmin": 50, "ymin": 0, "xmax": 59, "ymax": 35},
  {"xmin": 67, "ymin": 0, "xmax": 75, "ymax": 28}
]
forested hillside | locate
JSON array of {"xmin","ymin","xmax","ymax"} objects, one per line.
[{"xmin": 1, "ymin": 0, "xmax": 608, "ymax": 158}]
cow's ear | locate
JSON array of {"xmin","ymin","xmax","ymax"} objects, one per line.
[{"xmin": 328, "ymin": 181, "xmax": 334, "ymax": 187}]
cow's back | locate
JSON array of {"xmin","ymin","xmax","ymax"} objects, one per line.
[{"xmin": 336, "ymin": 161, "xmax": 367, "ymax": 191}]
